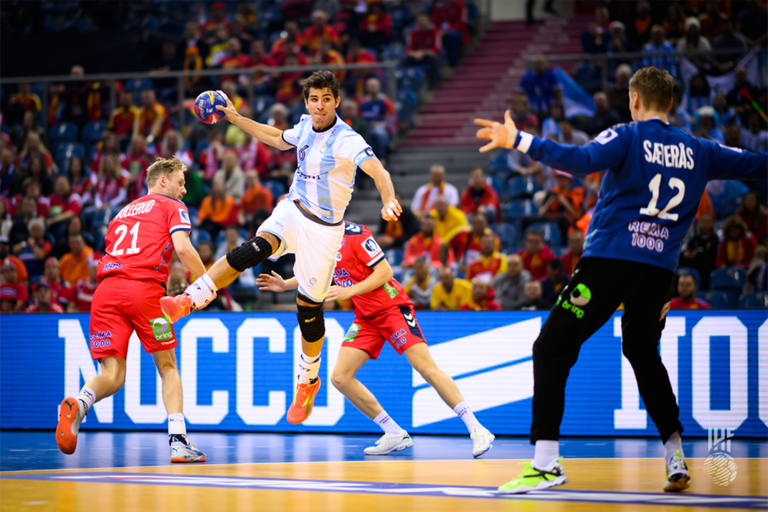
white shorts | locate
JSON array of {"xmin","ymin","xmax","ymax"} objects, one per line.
[{"xmin": 258, "ymin": 199, "xmax": 344, "ymax": 303}]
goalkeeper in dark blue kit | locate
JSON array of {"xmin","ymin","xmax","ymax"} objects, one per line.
[{"xmin": 476, "ymin": 67, "xmax": 767, "ymax": 494}]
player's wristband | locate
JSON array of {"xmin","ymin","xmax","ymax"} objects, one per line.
[
  {"xmin": 186, "ymin": 274, "xmax": 218, "ymax": 309},
  {"xmin": 514, "ymin": 131, "xmax": 534, "ymax": 153}
]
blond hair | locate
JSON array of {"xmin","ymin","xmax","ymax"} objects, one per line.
[
  {"xmin": 146, "ymin": 157, "xmax": 186, "ymax": 188},
  {"xmin": 629, "ymin": 67, "xmax": 675, "ymax": 111}
]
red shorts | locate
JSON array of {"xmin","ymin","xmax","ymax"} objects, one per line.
[
  {"xmin": 342, "ymin": 305, "xmax": 426, "ymax": 359},
  {"xmin": 89, "ymin": 277, "xmax": 177, "ymax": 359}
]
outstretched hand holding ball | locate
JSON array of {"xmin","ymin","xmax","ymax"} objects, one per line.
[
  {"xmin": 381, "ymin": 199, "xmax": 402, "ymax": 222},
  {"xmin": 193, "ymin": 91, "xmax": 227, "ymax": 124}
]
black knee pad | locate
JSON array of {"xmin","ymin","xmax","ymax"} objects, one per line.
[
  {"xmin": 226, "ymin": 236, "xmax": 274, "ymax": 272},
  {"xmin": 297, "ymin": 300, "xmax": 325, "ymax": 343}
]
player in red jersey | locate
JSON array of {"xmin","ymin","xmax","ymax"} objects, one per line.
[
  {"xmin": 257, "ymin": 222, "xmax": 495, "ymax": 456},
  {"xmin": 55, "ymin": 157, "xmax": 209, "ymax": 463}
]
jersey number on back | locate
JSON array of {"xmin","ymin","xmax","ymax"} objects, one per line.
[
  {"xmin": 639, "ymin": 174, "xmax": 685, "ymax": 222},
  {"xmin": 111, "ymin": 222, "xmax": 141, "ymax": 256}
]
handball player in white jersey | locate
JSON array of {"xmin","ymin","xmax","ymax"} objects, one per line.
[{"xmin": 162, "ymin": 71, "xmax": 401, "ymax": 424}]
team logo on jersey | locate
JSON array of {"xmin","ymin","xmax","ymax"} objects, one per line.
[
  {"xmin": 179, "ymin": 209, "xmax": 191, "ymax": 225},
  {"xmin": 151, "ymin": 317, "xmax": 174, "ymax": 342},
  {"xmin": 362, "ymin": 237, "xmax": 381, "ymax": 258}
]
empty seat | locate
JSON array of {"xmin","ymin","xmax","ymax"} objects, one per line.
[{"xmin": 696, "ymin": 291, "xmax": 729, "ymax": 309}]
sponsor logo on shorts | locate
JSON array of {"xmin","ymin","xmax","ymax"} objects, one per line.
[
  {"xmin": 343, "ymin": 323, "xmax": 360, "ymax": 342},
  {"xmin": 390, "ymin": 328, "xmax": 407, "ymax": 349},
  {"xmin": 556, "ymin": 284, "xmax": 591, "ymax": 320},
  {"xmin": 89, "ymin": 331, "xmax": 112, "ymax": 348},
  {"xmin": 151, "ymin": 317, "xmax": 174, "ymax": 342}
]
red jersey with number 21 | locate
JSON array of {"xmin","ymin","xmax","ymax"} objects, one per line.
[
  {"xmin": 333, "ymin": 222, "xmax": 411, "ymax": 317},
  {"xmin": 97, "ymin": 193, "xmax": 192, "ymax": 285}
]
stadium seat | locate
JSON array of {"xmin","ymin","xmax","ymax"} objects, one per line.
[
  {"xmin": 190, "ymin": 229, "xmax": 212, "ymax": 247},
  {"xmin": 491, "ymin": 223, "xmax": 517, "ymax": 251},
  {"xmin": 710, "ymin": 267, "xmax": 747, "ymax": 307},
  {"xmin": 48, "ymin": 122, "xmax": 78, "ymax": 152},
  {"xmin": 738, "ymin": 292, "xmax": 767, "ymax": 309},
  {"xmin": 123, "ymin": 79, "xmax": 152, "ymax": 92},
  {"xmin": 489, "ymin": 150, "xmax": 512, "ymax": 172},
  {"xmin": 385, "ymin": 248, "xmax": 403, "ymax": 267},
  {"xmin": 92, "ymin": 207, "xmax": 116, "ymax": 229},
  {"xmin": 696, "ymin": 290, "xmax": 729, "ymax": 309},
  {"xmin": 503, "ymin": 200, "xmax": 536, "ymax": 220},
  {"xmin": 718, "ymin": 196, "xmax": 742, "ymax": 217},
  {"xmin": 397, "ymin": 89, "xmax": 418, "ymax": 112},
  {"xmin": 55, "ymin": 142, "xmax": 85, "ymax": 162},
  {"xmin": 187, "ymin": 207, "xmax": 198, "ymax": 226},
  {"xmin": 676, "ymin": 267, "xmax": 701, "ymax": 289},
  {"xmin": 82, "ymin": 121, "xmax": 108, "ymax": 147},
  {"xmin": 528, "ymin": 222, "xmax": 562, "ymax": 247},
  {"xmin": 507, "ymin": 175, "xmax": 540, "ymax": 199},
  {"xmin": 263, "ymin": 180, "xmax": 286, "ymax": 201}
]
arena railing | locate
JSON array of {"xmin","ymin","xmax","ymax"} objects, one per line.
[
  {"xmin": 524, "ymin": 47, "xmax": 759, "ymax": 92},
  {"xmin": 0, "ymin": 61, "xmax": 398, "ymax": 130}
]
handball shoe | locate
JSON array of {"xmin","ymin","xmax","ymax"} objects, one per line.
[
  {"xmin": 663, "ymin": 450, "xmax": 690, "ymax": 492},
  {"xmin": 161, "ymin": 294, "xmax": 194, "ymax": 323},
  {"xmin": 470, "ymin": 427, "xmax": 495, "ymax": 458},
  {"xmin": 498, "ymin": 458, "xmax": 568, "ymax": 494},
  {"xmin": 56, "ymin": 397, "xmax": 84, "ymax": 455},
  {"xmin": 170, "ymin": 435, "xmax": 207, "ymax": 463},
  {"xmin": 286, "ymin": 378, "xmax": 321, "ymax": 424},
  {"xmin": 364, "ymin": 431, "xmax": 413, "ymax": 455}
]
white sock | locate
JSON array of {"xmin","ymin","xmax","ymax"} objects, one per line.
[
  {"xmin": 533, "ymin": 440, "xmax": 560, "ymax": 470},
  {"xmin": 76, "ymin": 387, "xmax": 95, "ymax": 417},
  {"xmin": 298, "ymin": 352, "xmax": 321, "ymax": 384},
  {"xmin": 453, "ymin": 401, "xmax": 482, "ymax": 433},
  {"xmin": 168, "ymin": 413, "xmax": 187, "ymax": 445},
  {"xmin": 664, "ymin": 431, "xmax": 684, "ymax": 462},
  {"xmin": 373, "ymin": 410, "xmax": 403, "ymax": 435},
  {"xmin": 185, "ymin": 274, "xmax": 218, "ymax": 309}
]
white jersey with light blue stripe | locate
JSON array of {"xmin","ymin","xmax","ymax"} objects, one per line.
[{"xmin": 282, "ymin": 115, "xmax": 375, "ymax": 224}]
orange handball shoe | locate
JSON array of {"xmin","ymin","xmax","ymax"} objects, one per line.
[
  {"xmin": 287, "ymin": 378, "xmax": 321, "ymax": 424},
  {"xmin": 160, "ymin": 294, "xmax": 194, "ymax": 323},
  {"xmin": 56, "ymin": 397, "xmax": 83, "ymax": 455}
]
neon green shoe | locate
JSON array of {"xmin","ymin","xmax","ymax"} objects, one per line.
[{"xmin": 498, "ymin": 458, "xmax": 568, "ymax": 494}]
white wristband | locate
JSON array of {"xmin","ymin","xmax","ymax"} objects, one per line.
[{"xmin": 186, "ymin": 274, "xmax": 217, "ymax": 309}]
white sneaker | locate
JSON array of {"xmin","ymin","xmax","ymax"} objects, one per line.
[
  {"xmin": 56, "ymin": 397, "xmax": 85, "ymax": 455},
  {"xmin": 170, "ymin": 435, "xmax": 207, "ymax": 463},
  {"xmin": 471, "ymin": 427, "xmax": 495, "ymax": 458},
  {"xmin": 364, "ymin": 431, "xmax": 413, "ymax": 455},
  {"xmin": 663, "ymin": 450, "xmax": 690, "ymax": 492}
]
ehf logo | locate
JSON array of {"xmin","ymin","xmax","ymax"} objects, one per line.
[
  {"xmin": 703, "ymin": 428, "xmax": 737, "ymax": 486},
  {"xmin": 179, "ymin": 209, "xmax": 191, "ymax": 224},
  {"xmin": 362, "ymin": 237, "xmax": 380, "ymax": 258}
]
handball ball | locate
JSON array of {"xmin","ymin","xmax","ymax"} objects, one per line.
[{"xmin": 194, "ymin": 91, "xmax": 226, "ymax": 124}]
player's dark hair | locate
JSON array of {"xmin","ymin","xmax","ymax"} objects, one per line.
[
  {"xmin": 303, "ymin": 70, "xmax": 341, "ymax": 100},
  {"xmin": 629, "ymin": 67, "xmax": 675, "ymax": 111},
  {"xmin": 147, "ymin": 157, "xmax": 186, "ymax": 188}
]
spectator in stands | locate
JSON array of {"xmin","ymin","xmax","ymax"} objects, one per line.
[
  {"xmin": 301, "ymin": 10, "xmax": 340, "ymax": 55},
  {"xmin": 359, "ymin": 1, "xmax": 393, "ymax": 50},
  {"xmin": 540, "ymin": 258, "xmax": 569, "ymax": 305},
  {"xmin": 14, "ymin": 156, "xmax": 53, "ymax": 200},
  {"xmin": 248, "ymin": 40, "xmax": 276, "ymax": 94},
  {"xmin": 183, "ymin": 45, "xmax": 205, "ymax": 97},
  {"xmin": 94, "ymin": 154, "xmax": 127, "ymax": 210},
  {"xmin": 403, "ymin": 12, "xmax": 442, "ymax": 89},
  {"xmin": 712, "ymin": 20, "xmax": 747, "ymax": 73},
  {"xmin": 135, "ymin": 89, "xmax": 170, "ymax": 145},
  {"xmin": 220, "ymin": 38, "xmax": 256, "ymax": 84},
  {"xmin": 627, "ymin": 1, "xmax": 653, "ymax": 47},
  {"xmin": 122, "ymin": 135, "xmax": 150, "ymax": 201},
  {"xmin": 199, "ymin": 131, "xmax": 225, "ymax": 181},
  {"xmin": 91, "ymin": 131, "xmax": 121, "ymax": 174},
  {"xmin": 0, "ymin": 147, "xmax": 15, "ymax": 197},
  {"xmin": 275, "ymin": 53, "xmax": 305, "ymax": 106},
  {"xmin": 48, "ymin": 175, "xmax": 82, "ymax": 232},
  {"xmin": 272, "ymin": 21, "xmax": 305, "ymax": 64},
  {"xmin": 201, "ymin": 1, "xmax": 232, "ymax": 37},
  {"xmin": 9, "ymin": 195, "xmax": 39, "ymax": 247},
  {"xmin": 442, "ymin": 211, "xmax": 499, "ymax": 272},
  {"xmin": 0, "ymin": 235, "xmax": 29, "ymax": 286},
  {"xmin": 466, "ymin": 233, "xmax": 507, "ymax": 282},
  {"xmin": 737, "ymin": 191, "xmax": 768, "ymax": 244},
  {"xmin": 69, "ymin": 256, "xmax": 99, "ymax": 312},
  {"xmin": 12, "ymin": 176, "xmax": 50, "ymax": 219},
  {"xmin": 556, "ymin": 117, "xmax": 589, "ymax": 146},
  {"xmin": 557, "ymin": 228, "xmax": 581, "ymax": 274},
  {"xmin": 240, "ymin": 170, "xmax": 274, "ymax": 217},
  {"xmin": 359, "ymin": 77, "xmax": 395, "ymax": 161},
  {"xmin": 741, "ymin": 113, "xmax": 768, "ymax": 153},
  {"xmin": 698, "ymin": 0, "xmax": 728, "ymax": 40},
  {"xmin": 682, "ymin": 73, "xmax": 714, "ymax": 117},
  {"xmin": 541, "ymin": 103, "xmax": 564, "ymax": 140},
  {"xmin": 6, "ymin": 83, "xmax": 41, "ymax": 126},
  {"xmin": 717, "ymin": 215, "xmax": 756, "ymax": 269},
  {"xmin": 404, "ymin": 257, "xmax": 435, "ymax": 310},
  {"xmin": 430, "ymin": 195, "xmax": 467, "ymax": 239},
  {"xmin": 580, "ymin": 5, "xmax": 611, "ymax": 54},
  {"xmin": 725, "ymin": 123, "xmax": 743, "ymax": 149},
  {"xmin": 59, "ymin": 232, "xmax": 93, "ymax": 287},
  {"xmin": 334, "ymin": 0, "xmax": 363, "ymax": 44},
  {"xmin": 539, "ymin": 171, "xmax": 584, "ymax": 229},
  {"xmin": 669, "ymin": 92, "xmax": 693, "ymax": 134},
  {"xmin": 585, "ymin": 92, "xmax": 620, "ymax": 136},
  {"xmin": 518, "ymin": 279, "xmax": 550, "ymax": 311},
  {"xmin": 214, "ymin": 226, "xmax": 244, "ymax": 260},
  {"xmin": 712, "ymin": 93, "xmax": 738, "ymax": 129},
  {"xmin": 518, "ymin": 229, "xmax": 557, "ymax": 280},
  {"xmin": 16, "ymin": 133, "xmax": 54, "ymax": 174},
  {"xmin": 41, "ymin": 256, "xmax": 72, "ymax": 310},
  {"xmin": 670, "ymin": 273, "xmax": 710, "ymax": 310},
  {"xmin": 17, "ymin": 110, "xmax": 46, "ymax": 155},
  {"xmin": 0, "ymin": 201, "xmax": 11, "ymax": 240},
  {"xmin": 694, "ymin": 107, "xmax": 725, "ymax": 143},
  {"xmin": 0, "ymin": 261, "xmax": 28, "ymax": 311},
  {"xmin": 519, "ymin": 55, "xmax": 562, "ymax": 117},
  {"xmin": 344, "ymin": 40, "xmax": 379, "ymax": 97},
  {"xmin": 492, "ymin": 254, "xmax": 530, "ymax": 310},
  {"xmin": 340, "ymin": 100, "xmax": 371, "ymax": 145},
  {"xmin": 432, "ymin": 0, "xmax": 468, "ymax": 67},
  {"xmin": 26, "ymin": 281, "xmax": 64, "ymax": 313},
  {"xmin": 641, "ymin": 26, "xmax": 678, "ymax": 79},
  {"xmin": 511, "ymin": 93, "xmax": 540, "ymax": 133},
  {"xmin": 161, "ymin": 130, "xmax": 193, "ymax": 169},
  {"xmin": 197, "ymin": 177, "xmax": 238, "ymax": 241},
  {"xmin": 604, "ymin": 66, "xmax": 631, "ymax": 123},
  {"xmin": 459, "ymin": 167, "xmax": 499, "ymax": 221},
  {"xmin": 377, "ymin": 193, "xmax": 418, "ymax": 250},
  {"xmin": 735, "ymin": 0, "xmax": 768, "ymax": 49},
  {"xmin": 215, "ymin": 151, "xmax": 246, "ymax": 201},
  {"xmin": 404, "ymin": 214, "xmax": 450, "ymax": 269},
  {"xmin": 108, "ymin": 91, "xmax": 140, "ymax": 141},
  {"xmin": 677, "ymin": 17, "xmax": 711, "ymax": 70},
  {"xmin": 13, "ymin": 217, "xmax": 50, "ymax": 282},
  {"xmin": 51, "ymin": 216, "xmax": 84, "ymax": 260},
  {"xmin": 149, "ymin": 40, "xmax": 184, "ymax": 94},
  {"xmin": 460, "ymin": 276, "xmax": 501, "ymax": 311},
  {"xmin": 662, "ymin": 3, "xmax": 686, "ymax": 44},
  {"xmin": 312, "ymin": 38, "xmax": 346, "ymax": 81},
  {"xmin": 66, "ymin": 156, "xmax": 92, "ymax": 207},
  {"xmin": 411, "ymin": 164, "xmax": 459, "ymax": 216},
  {"xmin": 431, "ymin": 266, "xmax": 471, "ymax": 311},
  {"xmin": 727, "ymin": 67, "xmax": 762, "ymax": 125}
]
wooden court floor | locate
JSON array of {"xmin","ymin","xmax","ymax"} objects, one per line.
[{"xmin": 0, "ymin": 433, "xmax": 765, "ymax": 512}]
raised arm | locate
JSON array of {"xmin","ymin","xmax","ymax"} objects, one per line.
[
  {"xmin": 215, "ymin": 93, "xmax": 294, "ymax": 151},
  {"xmin": 360, "ymin": 157, "xmax": 402, "ymax": 221},
  {"xmin": 705, "ymin": 139, "xmax": 768, "ymax": 182}
]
